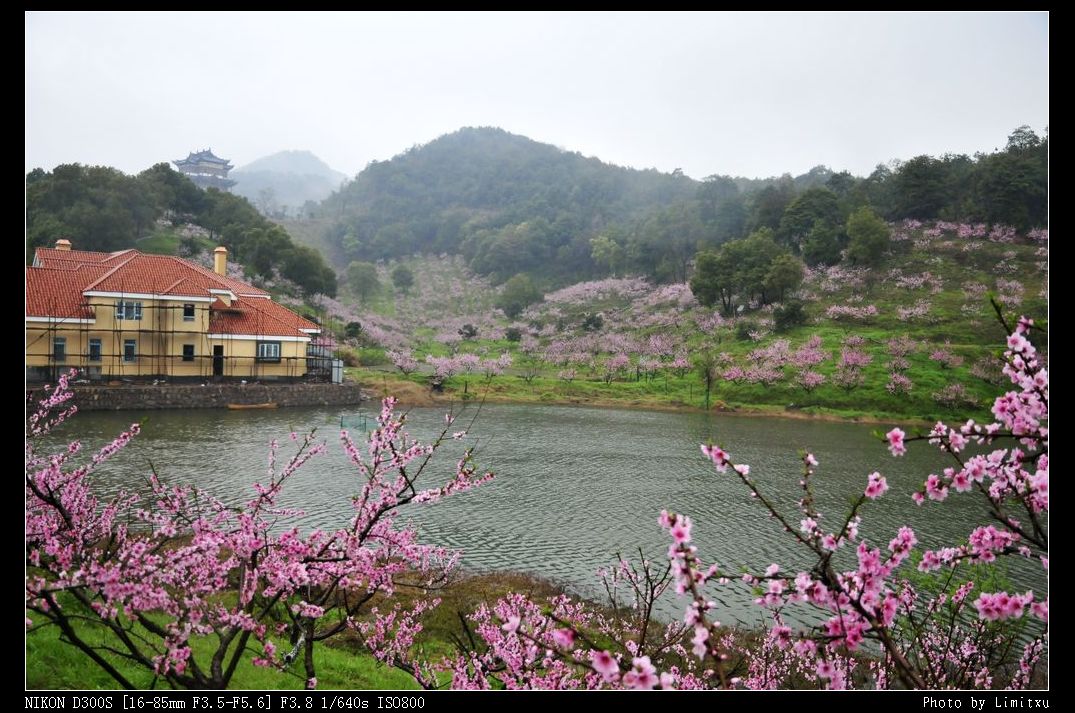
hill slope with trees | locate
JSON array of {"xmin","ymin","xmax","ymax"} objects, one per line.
[
  {"xmin": 26, "ymin": 163, "xmax": 337, "ymax": 296},
  {"xmin": 317, "ymin": 126, "xmax": 1047, "ymax": 290}
]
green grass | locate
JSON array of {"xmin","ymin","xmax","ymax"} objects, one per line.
[
  {"xmin": 26, "ymin": 614, "xmax": 418, "ymax": 690},
  {"xmin": 136, "ymin": 230, "xmax": 217, "ymax": 257},
  {"xmin": 336, "ymin": 229, "xmax": 1045, "ymax": 425},
  {"xmin": 25, "ymin": 572, "xmax": 572, "ymax": 690},
  {"xmin": 348, "ymin": 363, "xmax": 997, "ymax": 425},
  {"xmin": 136, "ymin": 230, "xmax": 184, "ymax": 255}
]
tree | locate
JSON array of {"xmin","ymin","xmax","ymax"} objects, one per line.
[
  {"xmin": 845, "ymin": 207, "xmax": 890, "ymax": 267},
  {"xmin": 772, "ymin": 299, "xmax": 807, "ymax": 332},
  {"xmin": 825, "ymin": 170, "xmax": 856, "ymax": 198},
  {"xmin": 495, "ymin": 273, "xmax": 542, "ymax": 319},
  {"xmin": 801, "ymin": 222, "xmax": 844, "ymax": 267},
  {"xmin": 241, "ymin": 225, "xmax": 292, "ymax": 278},
  {"xmin": 410, "ymin": 314, "xmax": 1048, "ymax": 691},
  {"xmin": 256, "ymin": 187, "xmax": 279, "ymax": 216},
  {"xmin": 777, "ymin": 187, "xmax": 840, "ymax": 250},
  {"xmin": 688, "ymin": 250, "xmax": 732, "ymax": 313},
  {"xmin": 347, "ymin": 261, "xmax": 381, "ymax": 299},
  {"xmin": 748, "ymin": 180, "xmax": 796, "ymax": 232},
  {"xmin": 137, "ymin": 163, "xmax": 204, "ymax": 216},
  {"xmin": 693, "ymin": 350, "xmax": 720, "ymax": 410},
  {"xmin": 893, "ymin": 155, "xmax": 948, "ymax": 219},
  {"xmin": 281, "ymin": 245, "xmax": 337, "ymax": 296},
  {"xmin": 690, "ymin": 228, "xmax": 790, "ymax": 313},
  {"xmin": 27, "ymin": 313, "xmax": 1049, "ymax": 690},
  {"xmin": 589, "ymin": 234, "xmax": 624, "ymax": 277},
  {"xmin": 27, "ymin": 378, "xmax": 493, "ymax": 690},
  {"xmin": 26, "ymin": 164, "xmax": 159, "ymax": 254},
  {"xmin": 391, "ymin": 264, "xmax": 415, "ymax": 294},
  {"xmin": 1005, "ymin": 124, "xmax": 1042, "ymax": 153},
  {"xmin": 725, "ymin": 228, "xmax": 784, "ymax": 305},
  {"xmin": 763, "ymin": 253, "xmax": 805, "ymax": 301}
]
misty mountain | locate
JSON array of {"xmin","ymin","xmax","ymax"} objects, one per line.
[
  {"xmin": 319, "ymin": 127, "xmax": 700, "ymax": 283},
  {"xmin": 314, "ymin": 125, "xmax": 1046, "ymax": 287},
  {"xmin": 232, "ymin": 150, "xmax": 348, "ymax": 216}
]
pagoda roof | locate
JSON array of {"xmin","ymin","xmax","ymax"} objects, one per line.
[{"xmin": 174, "ymin": 149, "xmax": 233, "ymax": 167}]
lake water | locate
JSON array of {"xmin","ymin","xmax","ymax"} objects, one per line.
[{"xmin": 40, "ymin": 402, "xmax": 1045, "ymax": 628}]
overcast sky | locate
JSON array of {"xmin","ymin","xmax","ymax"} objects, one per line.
[{"xmin": 26, "ymin": 11, "xmax": 1048, "ymax": 181}]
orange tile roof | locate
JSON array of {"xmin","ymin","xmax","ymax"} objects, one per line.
[
  {"xmin": 180, "ymin": 255, "xmax": 269, "ymax": 297},
  {"xmin": 26, "ymin": 247, "xmax": 314, "ymax": 339},
  {"xmin": 209, "ymin": 296, "xmax": 320, "ymax": 337},
  {"xmin": 32, "ymin": 247, "xmax": 269, "ymax": 298},
  {"xmin": 26, "ymin": 265, "xmax": 104, "ymax": 319},
  {"xmin": 33, "ymin": 248, "xmax": 135, "ymax": 269}
]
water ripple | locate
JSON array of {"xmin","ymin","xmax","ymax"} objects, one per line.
[{"xmin": 46, "ymin": 403, "xmax": 1046, "ymax": 626}]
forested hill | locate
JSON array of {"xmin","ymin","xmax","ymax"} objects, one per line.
[
  {"xmin": 318, "ymin": 125, "xmax": 1048, "ymax": 288},
  {"xmin": 318, "ymin": 127, "xmax": 699, "ymax": 283},
  {"xmin": 25, "ymin": 163, "xmax": 337, "ymax": 296}
]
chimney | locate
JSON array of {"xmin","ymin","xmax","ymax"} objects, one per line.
[
  {"xmin": 213, "ymin": 246, "xmax": 228, "ymax": 276},
  {"xmin": 55, "ymin": 239, "xmax": 72, "ymax": 251}
]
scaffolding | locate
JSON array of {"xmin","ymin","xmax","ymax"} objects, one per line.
[{"xmin": 26, "ymin": 295, "xmax": 313, "ymax": 384}]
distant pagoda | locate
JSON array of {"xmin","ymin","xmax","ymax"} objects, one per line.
[{"xmin": 173, "ymin": 148, "xmax": 237, "ymax": 191}]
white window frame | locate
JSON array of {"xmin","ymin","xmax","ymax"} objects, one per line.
[
  {"xmin": 256, "ymin": 341, "xmax": 282, "ymax": 363},
  {"xmin": 115, "ymin": 301, "xmax": 143, "ymax": 321}
]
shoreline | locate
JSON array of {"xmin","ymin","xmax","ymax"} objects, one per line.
[{"xmin": 355, "ymin": 376, "xmax": 941, "ymax": 428}]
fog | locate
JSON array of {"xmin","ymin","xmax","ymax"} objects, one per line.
[{"xmin": 26, "ymin": 11, "xmax": 1047, "ymax": 180}]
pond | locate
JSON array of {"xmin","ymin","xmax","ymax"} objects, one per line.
[{"xmin": 41, "ymin": 401, "xmax": 1044, "ymax": 627}]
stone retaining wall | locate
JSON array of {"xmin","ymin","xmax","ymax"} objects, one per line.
[{"xmin": 26, "ymin": 382, "xmax": 366, "ymax": 412}]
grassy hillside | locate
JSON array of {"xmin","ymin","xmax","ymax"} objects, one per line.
[{"xmin": 323, "ymin": 221, "xmax": 1045, "ymax": 422}]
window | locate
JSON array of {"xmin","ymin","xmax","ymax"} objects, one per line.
[
  {"xmin": 256, "ymin": 341, "xmax": 281, "ymax": 363},
  {"xmin": 123, "ymin": 339, "xmax": 137, "ymax": 362},
  {"xmin": 182, "ymin": 344, "xmax": 195, "ymax": 362},
  {"xmin": 88, "ymin": 339, "xmax": 102, "ymax": 362},
  {"xmin": 115, "ymin": 301, "xmax": 142, "ymax": 321},
  {"xmin": 183, "ymin": 303, "xmax": 195, "ymax": 321},
  {"xmin": 53, "ymin": 337, "xmax": 66, "ymax": 362}
]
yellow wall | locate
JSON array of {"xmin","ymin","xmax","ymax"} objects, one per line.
[{"xmin": 26, "ymin": 297, "xmax": 309, "ymax": 379}]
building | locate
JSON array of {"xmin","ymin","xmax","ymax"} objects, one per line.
[
  {"xmin": 26, "ymin": 240, "xmax": 323, "ymax": 382},
  {"xmin": 173, "ymin": 149, "xmax": 237, "ymax": 191}
]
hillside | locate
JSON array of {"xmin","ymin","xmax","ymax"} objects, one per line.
[
  {"xmin": 232, "ymin": 150, "xmax": 347, "ymax": 216},
  {"xmin": 318, "ymin": 126, "xmax": 700, "ymax": 283},
  {"xmin": 313, "ymin": 125, "xmax": 1046, "ymax": 290},
  {"xmin": 324, "ymin": 220, "xmax": 1047, "ymax": 423},
  {"xmin": 25, "ymin": 162, "xmax": 337, "ymax": 297}
]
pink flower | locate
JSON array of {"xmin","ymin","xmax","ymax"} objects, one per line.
[
  {"xmin": 925, "ymin": 474, "xmax": 949, "ymax": 502},
  {"xmin": 551, "ymin": 628, "xmax": 575, "ymax": 649},
  {"xmin": 691, "ymin": 625, "xmax": 709, "ymax": 658},
  {"xmin": 701, "ymin": 443, "xmax": 730, "ymax": 472},
  {"xmin": 886, "ymin": 428, "xmax": 906, "ymax": 456},
  {"xmin": 670, "ymin": 518, "xmax": 692, "ymax": 545},
  {"xmin": 590, "ymin": 650, "xmax": 619, "ymax": 681},
  {"xmin": 623, "ymin": 656, "xmax": 658, "ymax": 690},
  {"xmin": 864, "ymin": 472, "xmax": 889, "ymax": 500}
]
